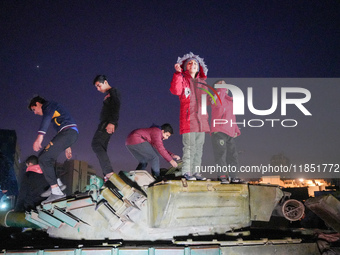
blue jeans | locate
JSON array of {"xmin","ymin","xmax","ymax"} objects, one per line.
[{"xmin": 39, "ymin": 128, "xmax": 78, "ymax": 186}]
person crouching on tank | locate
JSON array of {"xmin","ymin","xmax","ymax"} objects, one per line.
[{"xmin": 125, "ymin": 123, "xmax": 180, "ymax": 180}]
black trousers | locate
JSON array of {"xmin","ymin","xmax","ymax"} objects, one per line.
[
  {"xmin": 39, "ymin": 128, "xmax": 78, "ymax": 186},
  {"xmin": 91, "ymin": 124, "xmax": 113, "ymax": 176},
  {"xmin": 211, "ymin": 132, "xmax": 239, "ymax": 176}
]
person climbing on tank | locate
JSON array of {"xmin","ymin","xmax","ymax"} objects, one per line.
[
  {"xmin": 91, "ymin": 75, "xmax": 121, "ymax": 182},
  {"xmin": 29, "ymin": 96, "xmax": 78, "ymax": 204},
  {"xmin": 126, "ymin": 123, "xmax": 180, "ymax": 180}
]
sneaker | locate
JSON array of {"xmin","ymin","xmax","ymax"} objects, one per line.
[
  {"xmin": 41, "ymin": 184, "xmax": 66, "ymax": 197},
  {"xmin": 231, "ymin": 177, "xmax": 244, "ymax": 183},
  {"xmin": 104, "ymin": 172, "xmax": 115, "ymax": 183},
  {"xmin": 193, "ymin": 172, "xmax": 207, "ymax": 180},
  {"xmin": 183, "ymin": 173, "xmax": 196, "ymax": 180},
  {"xmin": 41, "ymin": 193, "xmax": 66, "ymax": 204},
  {"xmin": 218, "ymin": 175, "xmax": 230, "ymax": 184}
]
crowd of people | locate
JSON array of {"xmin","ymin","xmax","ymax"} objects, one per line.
[{"xmin": 14, "ymin": 52, "xmax": 241, "ymax": 208}]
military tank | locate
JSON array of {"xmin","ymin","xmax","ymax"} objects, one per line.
[{"xmin": 0, "ymin": 170, "xmax": 305, "ymax": 241}]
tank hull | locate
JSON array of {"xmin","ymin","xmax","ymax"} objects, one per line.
[{"xmin": 1, "ymin": 172, "xmax": 287, "ymax": 241}]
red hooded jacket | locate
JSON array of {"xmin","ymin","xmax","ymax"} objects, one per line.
[
  {"xmin": 210, "ymin": 88, "xmax": 241, "ymax": 137},
  {"xmin": 170, "ymin": 63, "xmax": 210, "ymax": 135},
  {"xmin": 125, "ymin": 126, "xmax": 174, "ymax": 162}
]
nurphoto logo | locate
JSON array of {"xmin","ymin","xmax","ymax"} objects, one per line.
[{"xmin": 201, "ymin": 79, "xmax": 312, "ymax": 128}]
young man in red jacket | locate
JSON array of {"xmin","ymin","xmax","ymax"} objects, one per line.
[{"xmin": 126, "ymin": 123, "xmax": 180, "ymax": 179}]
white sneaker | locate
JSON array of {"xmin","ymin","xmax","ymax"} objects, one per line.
[
  {"xmin": 193, "ymin": 172, "xmax": 207, "ymax": 180},
  {"xmin": 183, "ymin": 173, "xmax": 196, "ymax": 180},
  {"xmin": 218, "ymin": 175, "xmax": 230, "ymax": 184},
  {"xmin": 41, "ymin": 193, "xmax": 66, "ymax": 204},
  {"xmin": 41, "ymin": 184, "xmax": 66, "ymax": 197}
]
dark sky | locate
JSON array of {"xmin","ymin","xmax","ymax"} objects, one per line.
[{"xmin": 1, "ymin": 1, "xmax": 339, "ymax": 179}]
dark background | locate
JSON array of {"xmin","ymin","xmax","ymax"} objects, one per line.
[{"xmin": 1, "ymin": 0, "xmax": 339, "ymax": 178}]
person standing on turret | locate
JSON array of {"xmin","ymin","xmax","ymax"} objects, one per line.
[
  {"xmin": 170, "ymin": 52, "xmax": 210, "ymax": 180},
  {"xmin": 91, "ymin": 75, "xmax": 121, "ymax": 181}
]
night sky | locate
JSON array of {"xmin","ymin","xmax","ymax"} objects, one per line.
[{"xmin": 1, "ymin": 1, "xmax": 339, "ymax": 179}]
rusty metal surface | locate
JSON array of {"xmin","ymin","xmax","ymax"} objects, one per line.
[
  {"xmin": 305, "ymin": 194, "xmax": 340, "ymax": 233},
  {"xmin": 249, "ymin": 184, "xmax": 283, "ymax": 221},
  {"xmin": 148, "ymin": 181, "xmax": 251, "ymax": 230}
]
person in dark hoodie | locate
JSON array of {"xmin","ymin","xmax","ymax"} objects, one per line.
[
  {"xmin": 29, "ymin": 96, "xmax": 78, "ymax": 203},
  {"xmin": 14, "ymin": 155, "xmax": 49, "ymax": 211},
  {"xmin": 91, "ymin": 75, "xmax": 121, "ymax": 181},
  {"xmin": 125, "ymin": 123, "xmax": 180, "ymax": 179}
]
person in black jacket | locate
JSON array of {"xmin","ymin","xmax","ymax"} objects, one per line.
[
  {"xmin": 91, "ymin": 75, "xmax": 121, "ymax": 181},
  {"xmin": 14, "ymin": 155, "xmax": 49, "ymax": 211}
]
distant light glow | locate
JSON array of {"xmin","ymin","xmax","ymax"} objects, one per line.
[{"xmin": 0, "ymin": 203, "xmax": 7, "ymax": 209}]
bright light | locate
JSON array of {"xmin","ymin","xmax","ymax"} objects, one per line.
[
  {"xmin": 0, "ymin": 203, "xmax": 7, "ymax": 209},
  {"xmin": 299, "ymin": 178, "xmax": 304, "ymax": 182}
]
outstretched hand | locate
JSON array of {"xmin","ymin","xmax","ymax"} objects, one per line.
[
  {"xmin": 65, "ymin": 147, "xmax": 72, "ymax": 159},
  {"xmin": 33, "ymin": 135, "xmax": 43, "ymax": 151}
]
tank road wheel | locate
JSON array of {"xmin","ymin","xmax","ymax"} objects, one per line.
[{"xmin": 282, "ymin": 199, "xmax": 305, "ymax": 221}]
